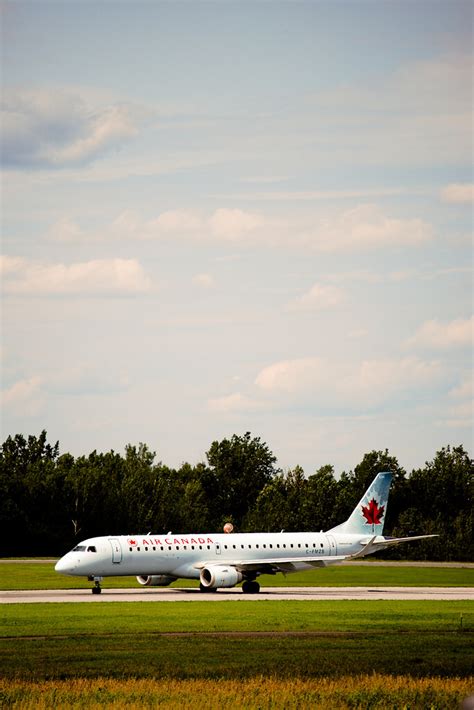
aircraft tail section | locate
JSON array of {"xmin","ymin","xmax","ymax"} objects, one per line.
[{"xmin": 329, "ymin": 471, "xmax": 392, "ymax": 536}]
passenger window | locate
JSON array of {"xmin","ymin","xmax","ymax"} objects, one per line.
[
  {"xmin": 153, "ymin": 546, "xmax": 156, "ymax": 551},
  {"xmin": 137, "ymin": 547, "xmax": 141, "ymax": 551},
  {"xmin": 145, "ymin": 547, "xmax": 148, "ymax": 551},
  {"xmin": 129, "ymin": 547, "xmax": 132, "ymax": 552}
]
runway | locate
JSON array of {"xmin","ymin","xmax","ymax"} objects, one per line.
[{"xmin": 2, "ymin": 586, "xmax": 473, "ymax": 603}]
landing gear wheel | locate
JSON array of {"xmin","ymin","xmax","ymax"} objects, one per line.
[
  {"xmin": 199, "ymin": 583, "xmax": 217, "ymax": 593},
  {"xmin": 242, "ymin": 580, "xmax": 260, "ymax": 594},
  {"xmin": 92, "ymin": 580, "xmax": 102, "ymax": 594}
]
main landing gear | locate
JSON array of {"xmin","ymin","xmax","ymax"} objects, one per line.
[
  {"xmin": 242, "ymin": 580, "xmax": 260, "ymax": 594},
  {"xmin": 88, "ymin": 576, "xmax": 103, "ymax": 594},
  {"xmin": 199, "ymin": 583, "xmax": 218, "ymax": 593}
]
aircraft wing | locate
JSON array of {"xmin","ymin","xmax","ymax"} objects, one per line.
[{"xmin": 194, "ymin": 555, "xmax": 348, "ymax": 574}]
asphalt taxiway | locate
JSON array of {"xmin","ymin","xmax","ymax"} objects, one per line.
[{"xmin": 2, "ymin": 586, "xmax": 473, "ymax": 603}]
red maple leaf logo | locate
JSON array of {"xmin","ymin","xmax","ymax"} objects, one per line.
[
  {"xmin": 128, "ymin": 539, "xmax": 137, "ymax": 546},
  {"xmin": 361, "ymin": 498, "xmax": 385, "ymax": 526}
]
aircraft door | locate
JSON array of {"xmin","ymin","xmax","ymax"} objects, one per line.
[
  {"xmin": 109, "ymin": 538, "xmax": 122, "ymax": 564},
  {"xmin": 326, "ymin": 534, "xmax": 337, "ymax": 556}
]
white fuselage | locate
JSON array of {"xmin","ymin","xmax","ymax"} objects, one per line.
[{"xmin": 55, "ymin": 530, "xmax": 380, "ymax": 579}]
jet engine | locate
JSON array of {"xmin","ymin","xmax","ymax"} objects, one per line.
[
  {"xmin": 200, "ymin": 565, "xmax": 243, "ymax": 588},
  {"xmin": 136, "ymin": 575, "xmax": 175, "ymax": 587}
]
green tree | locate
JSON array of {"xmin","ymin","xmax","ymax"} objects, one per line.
[
  {"xmin": 0, "ymin": 431, "xmax": 60, "ymax": 555},
  {"xmin": 206, "ymin": 432, "xmax": 279, "ymax": 528},
  {"xmin": 245, "ymin": 475, "xmax": 288, "ymax": 532},
  {"xmin": 303, "ymin": 464, "xmax": 340, "ymax": 531},
  {"xmin": 395, "ymin": 445, "xmax": 473, "ymax": 561}
]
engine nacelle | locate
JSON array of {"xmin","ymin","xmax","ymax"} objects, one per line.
[
  {"xmin": 200, "ymin": 565, "xmax": 243, "ymax": 589},
  {"xmin": 136, "ymin": 575, "xmax": 175, "ymax": 587}
]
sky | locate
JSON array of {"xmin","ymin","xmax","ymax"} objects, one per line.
[{"xmin": 1, "ymin": 0, "xmax": 472, "ymax": 476}]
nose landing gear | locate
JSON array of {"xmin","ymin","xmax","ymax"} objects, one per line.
[{"xmin": 88, "ymin": 576, "xmax": 103, "ymax": 594}]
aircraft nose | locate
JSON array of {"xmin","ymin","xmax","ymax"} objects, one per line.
[{"xmin": 55, "ymin": 555, "xmax": 75, "ymax": 575}]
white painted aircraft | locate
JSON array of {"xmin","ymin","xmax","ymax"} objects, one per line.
[{"xmin": 55, "ymin": 472, "xmax": 436, "ymax": 594}]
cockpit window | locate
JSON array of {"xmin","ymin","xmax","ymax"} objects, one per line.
[
  {"xmin": 72, "ymin": 545, "xmax": 86, "ymax": 552},
  {"xmin": 87, "ymin": 546, "xmax": 97, "ymax": 553}
]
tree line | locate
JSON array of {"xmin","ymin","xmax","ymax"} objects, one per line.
[{"xmin": 0, "ymin": 431, "xmax": 472, "ymax": 560}]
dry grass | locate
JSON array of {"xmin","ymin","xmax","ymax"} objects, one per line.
[{"xmin": 1, "ymin": 675, "xmax": 472, "ymax": 709}]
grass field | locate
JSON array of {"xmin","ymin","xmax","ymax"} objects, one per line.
[
  {"xmin": 1, "ymin": 560, "xmax": 473, "ymax": 589},
  {"xmin": 1, "ymin": 601, "xmax": 472, "ymax": 679},
  {"xmin": 1, "ymin": 601, "xmax": 472, "ymax": 707},
  {"xmin": 1, "ymin": 676, "xmax": 472, "ymax": 709},
  {"xmin": 2, "ymin": 564, "xmax": 473, "ymax": 707}
]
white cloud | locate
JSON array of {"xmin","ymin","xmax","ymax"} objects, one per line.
[
  {"xmin": 46, "ymin": 204, "xmax": 432, "ymax": 253},
  {"xmin": 307, "ymin": 53, "xmax": 471, "ymax": 168},
  {"xmin": 192, "ymin": 273, "xmax": 215, "ymax": 288},
  {"xmin": 286, "ymin": 283, "xmax": 345, "ymax": 312},
  {"xmin": 47, "ymin": 365, "xmax": 130, "ymax": 396},
  {"xmin": 2, "ymin": 88, "xmax": 137, "ymax": 168},
  {"xmin": 146, "ymin": 210, "xmax": 203, "ymax": 236},
  {"xmin": 207, "ymin": 392, "xmax": 262, "ymax": 413},
  {"xmin": 440, "ymin": 183, "xmax": 474, "ymax": 204},
  {"xmin": 449, "ymin": 375, "xmax": 473, "ymax": 400},
  {"xmin": 298, "ymin": 204, "xmax": 432, "ymax": 251},
  {"xmin": 407, "ymin": 317, "xmax": 473, "ymax": 349},
  {"xmin": 443, "ymin": 399, "xmax": 473, "ymax": 429},
  {"xmin": 255, "ymin": 356, "xmax": 443, "ymax": 410},
  {"xmin": 209, "ymin": 208, "xmax": 265, "ymax": 240},
  {"xmin": 1, "ymin": 256, "xmax": 152, "ymax": 295},
  {"xmin": 1, "ymin": 376, "xmax": 43, "ymax": 416}
]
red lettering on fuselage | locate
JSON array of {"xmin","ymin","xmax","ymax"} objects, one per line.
[{"xmin": 131, "ymin": 535, "xmax": 215, "ymax": 547}]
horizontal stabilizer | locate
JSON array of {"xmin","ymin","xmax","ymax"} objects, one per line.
[{"xmin": 371, "ymin": 534, "xmax": 438, "ymax": 548}]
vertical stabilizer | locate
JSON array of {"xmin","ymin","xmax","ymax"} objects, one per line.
[{"xmin": 329, "ymin": 472, "xmax": 392, "ymax": 535}]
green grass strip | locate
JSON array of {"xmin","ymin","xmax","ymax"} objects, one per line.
[
  {"xmin": 1, "ymin": 600, "xmax": 472, "ymax": 636},
  {"xmin": 0, "ymin": 601, "xmax": 472, "ymax": 681},
  {"xmin": 1, "ymin": 561, "xmax": 473, "ymax": 589}
]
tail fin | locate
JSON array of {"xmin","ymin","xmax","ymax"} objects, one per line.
[{"xmin": 329, "ymin": 472, "xmax": 392, "ymax": 536}]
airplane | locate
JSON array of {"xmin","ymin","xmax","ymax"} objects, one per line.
[{"xmin": 55, "ymin": 471, "xmax": 437, "ymax": 594}]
